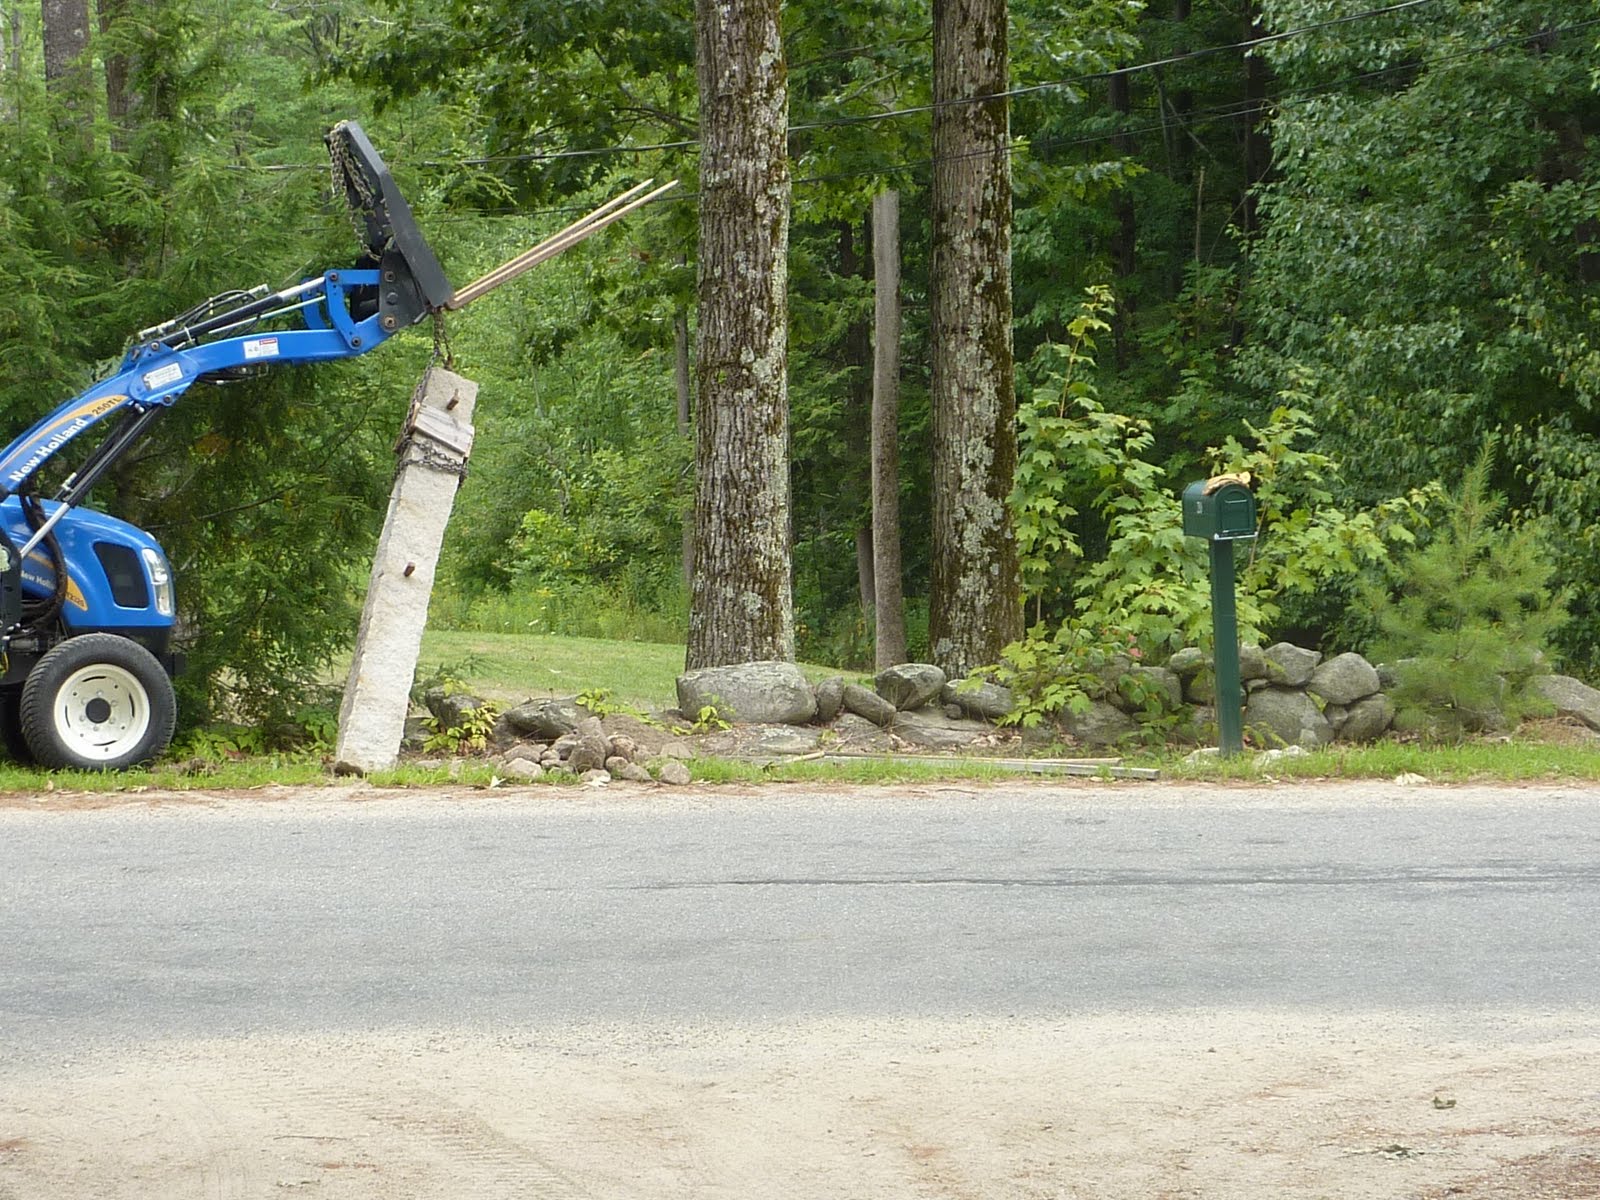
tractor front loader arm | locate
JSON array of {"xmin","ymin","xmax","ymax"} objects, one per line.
[{"xmin": 0, "ymin": 120, "xmax": 674, "ymax": 563}]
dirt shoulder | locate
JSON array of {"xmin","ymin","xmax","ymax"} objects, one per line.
[
  {"xmin": 1, "ymin": 775, "xmax": 1595, "ymax": 815},
  {"xmin": 3, "ymin": 1012, "xmax": 1597, "ymax": 1199}
]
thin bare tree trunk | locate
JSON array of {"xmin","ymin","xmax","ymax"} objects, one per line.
[
  {"xmin": 871, "ymin": 188, "xmax": 908, "ymax": 668},
  {"xmin": 100, "ymin": 0, "xmax": 133, "ymax": 151},
  {"xmin": 687, "ymin": 0, "xmax": 793, "ymax": 668},
  {"xmin": 929, "ymin": 0, "xmax": 1021, "ymax": 679},
  {"xmin": 855, "ymin": 527, "xmax": 875, "ymax": 611},
  {"xmin": 1109, "ymin": 69, "xmax": 1135, "ymax": 367},
  {"xmin": 3, "ymin": 5, "xmax": 22, "ymax": 80}
]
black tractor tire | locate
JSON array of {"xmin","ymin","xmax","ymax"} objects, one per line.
[
  {"xmin": 0, "ymin": 687, "xmax": 33, "ymax": 764},
  {"xmin": 20, "ymin": 634, "xmax": 177, "ymax": 771}
]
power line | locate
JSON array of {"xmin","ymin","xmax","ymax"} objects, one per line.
[
  {"xmin": 245, "ymin": 9, "xmax": 1600, "ymax": 239},
  {"xmin": 421, "ymin": 14, "xmax": 1600, "ymax": 218},
  {"xmin": 788, "ymin": 0, "xmax": 1441, "ymax": 132},
  {"xmin": 233, "ymin": 0, "xmax": 1445, "ymax": 175}
]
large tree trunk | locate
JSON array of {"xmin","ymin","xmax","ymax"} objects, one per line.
[
  {"xmin": 687, "ymin": 0, "xmax": 794, "ymax": 669},
  {"xmin": 871, "ymin": 188, "xmax": 908, "ymax": 668},
  {"xmin": 928, "ymin": 0, "xmax": 1022, "ymax": 679},
  {"xmin": 41, "ymin": 0, "xmax": 92, "ymax": 146},
  {"xmin": 674, "ymin": 305, "xmax": 694, "ymax": 588},
  {"xmin": 40, "ymin": 0, "xmax": 88, "ymax": 86}
]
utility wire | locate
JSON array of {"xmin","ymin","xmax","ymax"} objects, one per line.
[
  {"xmin": 407, "ymin": 14, "xmax": 1600, "ymax": 224},
  {"xmin": 236, "ymin": 0, "xmax": 1446, "ymax": 175},
  {"xmin": 789, "ymin": 0, "xmax": 1442, "ymax": 132}
]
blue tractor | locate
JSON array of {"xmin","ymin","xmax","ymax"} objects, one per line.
[{"xmin": 0, "ymin": 123, "xmax": 455, "ymax": 770}]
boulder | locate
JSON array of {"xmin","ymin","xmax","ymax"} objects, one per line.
[
  {"xmin": 1058, "ymin": 699, "xmax": 1138, "ymax": 748},
  {"xmin": 1263, "ymin": 643, "xmax": 1321, "ymax": 687},
  {"xmin": 1238, "ymin": 643, "xmax": 1267, "ymax": 682},
  {"xmin": 1322, "ymin": 704, "xmax": 1350, "ymax": 736},
  {"xmin": 875, "ymin": 663, "xmax": 947, "ymax": 710},
  {"xmin": 566, "ymin": 724, "xmax": 610, "ymax": 774},
  {"xmin": 423, "ymin": 687, "xmax": 486, "ymax": 730},
  {"xmin": 1167, "ymin": 647, "xmax": 1208, "ymax": 678},
  {"xmin": 814, "ymin": 676, "xmax": 847, "ymax": 724},
  {"xmin": 842, "ymin": 683, "xmax": 896, "ymax": 727},
  {"xmin": 1244, "ymin": 688, "xmax": 1332, "ymax": 748},
  {"xmin": 1309, "ymin": 652, "xmax": 1381, "ymax": 706},
  {"xmin": 1183, "ymin": 668, "xmax": 1214, "ymax": 705},
  {"xmin": 499, "ymin": 758, "xmax": 545, "ymax": 781},
  {"xmin": 655, "ymin": 759, "xmax": 692, "ymax": 786},
  {"xmin": 1531, "ymin": 674, "xmax": 1600, "ymax": 732},
  {"xmin": 504, "ymin": 741, "xmax": 547, "ymax": 765},
  {"xmin": 501, "ymin": 697, "xmax": 585, "ymax": 740},
  {"xmin": 1375, "ymin": 659, "xmax": 1414, "ymax": 690},
  {"xmin": 1116, "ymin": 665, "xmax": 1183, "ymax": 714},
  {"xmin": 1088, "ymin": 654, "xmax": 1137, "ymax": 701},
  {"xmin": 1338, "ymin": 693, "xmax": 1395, "ymax": 743},
  {"xmin": 614, "ymin": 762, "xmax": 654, "ymax": 783},
  {"xmin": 752, "ymin": 724, "xmax": 823, "ymax": 755},
  {"xmin": 676, "ymin": 660, "xmax": 817, "ymax": 725},
  {"xmin": 942, "ymin": 679, "xmax": 1014, "ymax": 721},
  {"xmin": 608, "ymin": 734, "xmax": 642, "ymax": 763},
  {"xmin": 401, "ymin": 714, "xmax": 430, "ymax": 751},
  {"xmin": 829, "ymin": 712, "xmax": 895, "ymax": 753},
  {"xmin": 891, "ymin": 708, "xmax": 993, "ymax": 751}
]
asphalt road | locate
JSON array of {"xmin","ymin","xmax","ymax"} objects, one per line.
[{"xmin": 3, "ymin": 783, "xmax": 1599, "ymax": 1058}]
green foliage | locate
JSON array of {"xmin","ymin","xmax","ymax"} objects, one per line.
[
  {"xmin": 689, "ymin": 703, "xmax": 732, "ymax": 734},
  {"xmin": 980, "ymin": 619, "xmax": 1156, "ymax": 730},
  {"xmin": 1011, "ymin": 293, "xmax": 1442, "ymax": 656},
  {"xmin": 410, "ymin": 654, "xmax": 488, "ymax": 706},
  {"xmin": 422, "ymin": 700, "xmax": 501, "ymax": 755},
  {"xmin": 1245, "ymin": 0, "xmax": 1600, "ymax": 662},
  {"xmin": 1012, "ymin": 284, "xmax": 1125, "ymax": 617},
  {"xmin": 1363, "ymin": 449, "xmax": 1565, "ymax": 741}
]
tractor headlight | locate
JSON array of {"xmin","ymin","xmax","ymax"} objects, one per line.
[{"xmin": 141, "ymin": 548, "xmax": 175, "ymax": 617}]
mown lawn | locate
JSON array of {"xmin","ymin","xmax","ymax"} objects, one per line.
[{"xmin": 415, "ymin": 629, "xmax": 854, "ymax": 709}]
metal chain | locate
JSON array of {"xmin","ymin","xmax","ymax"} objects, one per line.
[
  {"xmin": 408, "ymin": 440, "xmax": 470, "ymax": 480},
  {"xmin": 327, "ymin": 123, "xmax": 378, "ymax": 251},
  {"xmin": 430, "ymin": 311, "xmax": 455, "ymax": 369},
  {"xmin": 394, "ymin": 355, "xmax": 469, "ymax": 483}
]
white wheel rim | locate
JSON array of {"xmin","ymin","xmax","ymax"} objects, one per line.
[{"xmin": 52, "ymin": 663, "xmax": 151, "ymax": 762}]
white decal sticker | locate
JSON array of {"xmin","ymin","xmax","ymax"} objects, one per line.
[
  {"xmin": 243, "ymin": 337, "xmax": 280, "ymax": 361},
  {"xmin": 142, "ymin": 362, "xmax": 184, "ymax": 390}
]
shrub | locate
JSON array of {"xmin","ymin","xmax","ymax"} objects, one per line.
[{"xmin": 1363, "ymin": 448, "xmax": 1565, "ymax": 739}]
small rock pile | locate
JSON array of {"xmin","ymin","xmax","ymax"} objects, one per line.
[
  {"xmin": 1167, "ymin": 643, "xmax": 1395, "ymax": 749},
  {"xmin": 677, "ymin": 660, "xmax": 1018, "ymax": 753},
  {"xmin": 410, "ymin": 649, "xmax": 1600, "ymax": 772},
  {"xmin": 416, "ymin": 692, "xmax": 693, "ymax": 785}
]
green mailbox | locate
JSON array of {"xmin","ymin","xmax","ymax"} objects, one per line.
[
  {"xmin": 1182, "ymin": 477, "xmax": 1257, "ymax": 540},
  {"xmin": 1181, "ymin": 474, "xmax": 1258, "ymax": 757}
]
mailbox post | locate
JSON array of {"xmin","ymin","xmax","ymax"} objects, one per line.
[{"xmin": 1181, "ymin": 476, "xmax": 1258, "ymax": 756}]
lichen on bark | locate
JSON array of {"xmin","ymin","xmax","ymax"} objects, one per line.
[
  {"xmin": 928, "ymin": 0, "xmax": 1023, "ymax": 679},
  {"xmin": 687, "ymin": 0, "xmax": 795, "ymax": 670}
]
